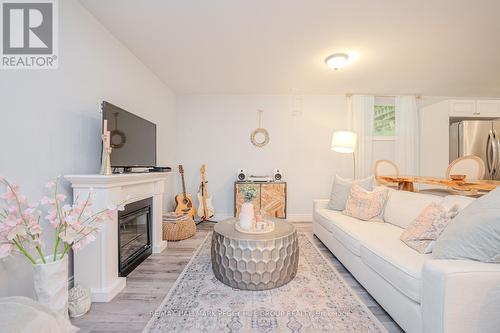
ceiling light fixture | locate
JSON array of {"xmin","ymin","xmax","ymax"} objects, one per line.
[{"xmin": 325, "ymin": 53, "xmax": 349, "ymax": 70}]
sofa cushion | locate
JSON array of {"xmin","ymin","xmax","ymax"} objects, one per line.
[
  {"xmin": 343, "ymin": 185, "xmax": 389, "ymax": 221},
  {"xmin": 328, "ymin": 175, "xmax": 374, "ymax": 211},
  {"xmin": 400, "ymin": 203, "xmax": 459, "ymax": 254},
  {"xmin": 361, "ymin": 231, "xmax": 431, "ymax": 303},
  {"xmin": 315, "ymin": 208, "xmax": 401, "ymax": 257},
  {"xmin": 384, "ymin": 190, "xmax": 442, "ymax": 228},
  {"xmin": 433, "ymin": 187, "xmax": 500, "ymax": 263},
  {"xmin": 441, "ymin": 195, "xmax": 475, "ymax": 210}
]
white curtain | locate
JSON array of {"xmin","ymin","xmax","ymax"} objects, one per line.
[
  {"xmin": 351, "ymin": 95, "xmax": 375, "ymax": 178},
  {"xmin": 395, "ymin": 96, "xmax": 419, "ymax": 175}
]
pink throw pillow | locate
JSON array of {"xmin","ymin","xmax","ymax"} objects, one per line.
[
  {"xmin": 343, "ymin": 185, "xmax": 389, "ymax": 221},
  {"xmin": 400, "ymin": 202, "xmax": 459, "ymax": 253}
]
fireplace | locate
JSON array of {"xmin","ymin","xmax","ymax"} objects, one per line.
[{"xmin": 118, "ymin": 197, "xmax": 153, "ymax": 277}]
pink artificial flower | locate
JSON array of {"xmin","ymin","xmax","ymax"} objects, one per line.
[
  {"xmin": 7, "ymin": 205, "xmax": 18, "ymax": 214},
  {"xmin": 55, "ymin": 194, "xmax": 66, "ymax": 202},
  {"xmin": 17, "ymin": 195, "xmax": 27, "ymax": 204},
  {"xmin": 58, "ymin": 228, "xmax": 78, "ymax": 244},
  {"xmin": 45, "ymin": 209, "xmax": 59, "ymax": 227},
  {"xmin": 40, "ymin": 196, "xmax": 55, "ymax": 205},
  {"xmin": 61, "ymin": 204, "xmax": 72, "ymax": 214},
  {"xmin": 0, "ymin": 244, "xmax": 12, "ymax": 258},
  {"xmin": 4, "ymin": 214, "xmax": 18, "ymax": 227},
  {"xmin": 7, "ymin": 225, "xmax": 26, "ymax": 240},
  {"xmin": 23, "ymin": 207, "xmax": 36, "ymax": 216},
  {"xmin": 1, "ymin": 190, "xmax": 16, "ymax": 202},
  {"xmin": 29, "ymin": 223, "xmax": 42, "ymax": 235}
]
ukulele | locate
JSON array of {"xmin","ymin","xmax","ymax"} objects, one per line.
[
  {"xmin": 197, "ymin": 164, "xmax": 215, "ymax": 221},
  {"xmin": 174, "ymin": 165, "xmax": 196, "ymax": 219}
]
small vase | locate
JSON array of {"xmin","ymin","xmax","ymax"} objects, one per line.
[
  {"xmin": 34, "ymin": 256, "xmax": 77, "ymax": 332},
  {"xmin": 239, "ymin": 202, "xmax": 255, "ymax": 230}
]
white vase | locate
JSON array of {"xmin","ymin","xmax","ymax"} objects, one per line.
[
  {"xmin": 239, "ymin": 202, "xmax": 255, "ymax": 230},
  {"xmin": 34, "ymin": 255, "xmax": 77, "ymax": 332}
]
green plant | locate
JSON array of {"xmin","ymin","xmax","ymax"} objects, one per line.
[{"xmin": 240, "ymin": 185, "xmax": 258, "ymax": 203}]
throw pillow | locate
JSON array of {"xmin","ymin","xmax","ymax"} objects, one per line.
[
  {"xmin": 432, "ymin": 187, "xmax": 500, "ymax": 263},
  {"xmin": 342, "ymin": 185, "xmax": 389, "ymax": 221},
  {"xmin": 400, "ymin": 203, "xmax": 460, "ymax": 254},
  {"xmin": 328, "ymin": 175, "xmax": 374, "ymax": 211}
]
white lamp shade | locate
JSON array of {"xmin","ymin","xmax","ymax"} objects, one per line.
[{"xmin": 331, "ymin": 131, "xmax": 357, "ymax": 153}]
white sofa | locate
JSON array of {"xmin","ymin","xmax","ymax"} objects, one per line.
[{"xmin": 312, "ymin": 190, "xmax": 500, "ymax": 333}]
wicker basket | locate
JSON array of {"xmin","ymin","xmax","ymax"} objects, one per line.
[{"xmin": 162, "ymin": 216, "xmax": 196, "ymax": 241}]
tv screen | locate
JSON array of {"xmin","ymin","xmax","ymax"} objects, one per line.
[{"xmin": 102, "ymin": 101, "xmax": 156, "ymax": 167}]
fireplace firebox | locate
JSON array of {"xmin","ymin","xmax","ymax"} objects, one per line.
[{"xmin": 118, "ymin": 197, "xmax": 153, "ymax": 277}]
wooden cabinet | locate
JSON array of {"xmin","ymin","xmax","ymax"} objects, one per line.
[
  {"xmin": 234, "ymin": 182, "xmax": 287, "ymax": 219},
  {"xmin": 450, "ymin": 100, "xmax": 500, "ymax": 118}
]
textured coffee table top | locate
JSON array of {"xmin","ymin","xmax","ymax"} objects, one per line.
[{"xmin": 214, "ymin": 218, "xmax": 295, "ymax": 241}]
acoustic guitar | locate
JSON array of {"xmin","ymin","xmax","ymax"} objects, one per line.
[
  {"xmin": 174, "ymin": 165, "xmax": 196, "ymax": 219},
  {"xmin": 197, "ymin": 164, "xmax": 215, "ymax": 221}
]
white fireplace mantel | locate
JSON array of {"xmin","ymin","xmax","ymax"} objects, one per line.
[{"xmin": 65, "ymin": 172, "xmax": 172, "ymax": 302}]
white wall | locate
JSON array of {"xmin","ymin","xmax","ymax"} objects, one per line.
[
  {"xmin": 0, "ymin": 0, "xmax": 176, "ymax": 297},
  {"xmin": 176, "ymin": 94, "xmax": 395, "ymax": 220}
]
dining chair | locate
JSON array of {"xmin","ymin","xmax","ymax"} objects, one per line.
[
  {"xmin": 446, "ymin": 155, "xmax": 486, "ymax": 181},
  {"xmin": 373, "ymin": 160, "xmax": 400, "ymax": 186}
]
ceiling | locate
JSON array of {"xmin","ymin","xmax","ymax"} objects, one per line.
[{"xmin": 80, "ymin": 0, "xmax": 500, "ymax": 96}]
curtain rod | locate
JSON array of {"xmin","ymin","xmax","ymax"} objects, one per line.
[{"xmin": 345, "ymin": 93, "xmax": 422, "ymax": 99}]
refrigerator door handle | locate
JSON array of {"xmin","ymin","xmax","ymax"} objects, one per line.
[
  {"xmin": 494, "ymin": 130, "xmax": 500, "ymax": 179},
  {"xmin": 486, "ymin": 130, "xmax": 494, "ymax": 177}
]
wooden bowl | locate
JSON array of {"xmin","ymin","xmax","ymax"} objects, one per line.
[{"xmin": 450, "ymin": 174, "xmax": 467, "ymax": 181}]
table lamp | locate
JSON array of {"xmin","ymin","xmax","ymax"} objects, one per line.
[{"xmin": 331, "ymin": 131, "xmax": 357, "ymax": 179}]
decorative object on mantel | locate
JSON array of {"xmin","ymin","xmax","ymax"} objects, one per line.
[
  {"xmin": 162, "ymin": 212, "xmax": 196, "ymax": 241},
  {"xmin": 100, "ymin": 119, "xmax": 113, "ymax": 175},
  {"xmin": 68, "ymin": 284, "xmax": 91, "ymax": 318},
  {"xmin": 237, "ymin": 185, "xmax": 258, "ymax": 230},
  {"xmin": 0, "ymin": 177, "xmax": 125, "ymax": 331},
  {"xmin": 250, "ymin": 109, "xmax": 270, "ymax": 147}
]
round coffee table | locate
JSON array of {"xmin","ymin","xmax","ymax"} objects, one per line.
[{"xmin": 211, "ymin": 218, "xmax": 299, "ymax": 290}]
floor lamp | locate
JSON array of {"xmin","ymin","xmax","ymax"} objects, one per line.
[{"xmin": 331, "ymin": 131, "xmax": 357, "ymax": 179}]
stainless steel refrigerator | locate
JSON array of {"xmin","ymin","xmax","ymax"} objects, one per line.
[{"xmin": 450, "ymin": 120, "xmax": 500, "ymax": 180}]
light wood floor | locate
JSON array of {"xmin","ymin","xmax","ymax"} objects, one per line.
[{"xmin": 72, "ymin": 222, "xmax": 404, "ymax": 333}]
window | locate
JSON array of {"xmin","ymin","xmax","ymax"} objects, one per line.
[{"xmin": 373, "ymin": 97, "xmax": 395, "ymax": 138}]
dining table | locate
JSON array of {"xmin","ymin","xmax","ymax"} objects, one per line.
[{"xmin": 376, "ymin": 175, "xmax": 500, "ymax": 194}]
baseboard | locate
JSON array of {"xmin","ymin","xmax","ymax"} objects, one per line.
[
  {"xmin": 213, "ymin": 213, "xmax": 312, "ymax": 223},
  {"xmin": 286, "ymin": 214, "xmax": 312, "ymax": 222}
]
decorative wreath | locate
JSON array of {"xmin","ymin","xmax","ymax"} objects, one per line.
[{"xmin": 250, "ymin": 128, "xmax": 270, "ymax": 147}]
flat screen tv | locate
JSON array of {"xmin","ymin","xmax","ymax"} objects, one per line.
[{"xmin": 101, "ymin": 101, "xmax": 156, "ymax": 168}]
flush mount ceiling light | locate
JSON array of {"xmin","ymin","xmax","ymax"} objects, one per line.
[{"xmin": 325, "ymin": 53, "xmax": 349, "ymax": 70}]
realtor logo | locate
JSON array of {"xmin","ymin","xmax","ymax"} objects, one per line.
[{"xmin": 1, "ymin": 0, "xmax": 58, "ymax": 69}]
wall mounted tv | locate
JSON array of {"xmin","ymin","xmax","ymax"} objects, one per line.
[{"xmin": 101, "ymin": 101, "xmax": 157, "ymax": 168}]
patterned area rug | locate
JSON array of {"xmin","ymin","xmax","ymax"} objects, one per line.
[{"xmin": 143, "ymin": 233, "xmax": 388, "ymax": 333}]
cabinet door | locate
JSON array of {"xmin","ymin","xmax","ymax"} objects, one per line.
[
  {"xmin": 476, "ymin": 100, "xmax": 500, "ymax": 117},
  {"xmin": 234, "ymin": 183, "xmax": 260, "ymax": 217},
  {"xmin": 450, "ymin": 100, "xmax": 477, "ymax": 117},
  {"xmin": 261, "ymin": 183, "xmax": 286, "ymax": 218}
]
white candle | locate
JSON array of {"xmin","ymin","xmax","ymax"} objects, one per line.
[
  {"xmin": 106, "ymin": 131, "xmax": 111, "ymax": 149},
  {"xmin": 103, "ymin": 119, "xmax": 108, "ymax": 135}
]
